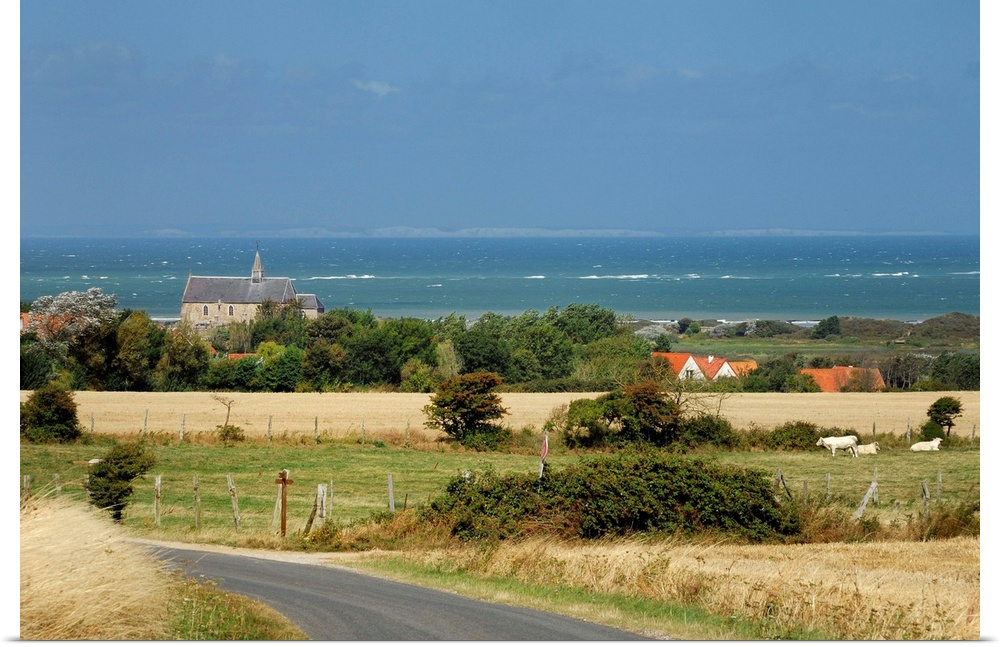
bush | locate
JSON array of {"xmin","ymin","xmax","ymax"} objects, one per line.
[
  {"xmin": 20, "ymin": 382, "xmax": 83, "ymax": 444},
  {"xmin": 753, "ymin": 420, "xmax": 821, "ymax": 450},
  {"xmin": 919, "ymin": 420, "xmax": 945, "ymax": 442},
  {"xmin": 423, "ymin": 372, "xmax": 510, "ymax": 449},
  {"xmin": 676, "ymin": 413, "xmax": 742, "ymax": 450},
  {"xmin": 424, "ymin": 453, "xmax": 800, "ymax": 542},
  {"xmin": 216, "ymin": 424, "xmax": 247, "ymax": 446},
  {"xmin": 87, "ymin": 442, "xmax": 156, "ymax": 521}
]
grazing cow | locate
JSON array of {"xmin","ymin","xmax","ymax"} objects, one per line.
[
  {"xmin": 816, "ymin": 435, "xmax": 859, "ymax": 457},
  {"xmin": 856, "ymin": 442, "xmax": 880, "ymax": 455},
  {"xmin": 910, "ymin": 438, "xmax": 943, "ymax": 452}
]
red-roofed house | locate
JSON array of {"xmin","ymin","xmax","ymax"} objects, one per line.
[
  {"xmin": 799, "ymin": 366, "xmax": 886, "ymax": 393},
  {"xmin": 727, "ymin": 360, "xmax": 759, "ymax": 377},
  {"xmin": 651, "ymin": 352, "xmax": 754, "ymax": 382}
]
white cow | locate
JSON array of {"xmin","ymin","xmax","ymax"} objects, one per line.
[
  {"xmin": 910, "ymin": 438, "xmax": 943, "ymax": 452},
  {"xmin": 856, "ymin": 442, "xmax": 880, "ymax": 455},
  {"xmin": 816, "ymin": 435, "xmax": 859, "ymax": 457}
]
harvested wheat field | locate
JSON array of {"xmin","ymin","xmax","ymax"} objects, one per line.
[{"xmin": 21, "ymin": 390, "xmax": 980, "ymax": 441}]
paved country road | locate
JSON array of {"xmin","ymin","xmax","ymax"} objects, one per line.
[{"xmin": 154, "ymin": 546, "xmax": 649, "ymax": 640}]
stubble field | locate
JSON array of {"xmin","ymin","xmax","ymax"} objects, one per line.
[{"xmin": 26, "ymin": 390, "xmax": 980, "ymax": 442}]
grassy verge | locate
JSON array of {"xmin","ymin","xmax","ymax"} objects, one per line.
[
  {"xmin": 19, "ymin": 495, "xmax": 306, "ymax": 640},
  {"xmin": 338, "ymin": 553, "xmax": 832, "ymax": 640}
]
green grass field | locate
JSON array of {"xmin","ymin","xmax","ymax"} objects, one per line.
[{"xmin": 20, "ymin": 436, "xmax": 979, "ymax": 542}]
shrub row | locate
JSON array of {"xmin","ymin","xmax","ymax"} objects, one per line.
[{"xmin": 422, "ymin": 453, "xmax": 800, "ymax": 542}]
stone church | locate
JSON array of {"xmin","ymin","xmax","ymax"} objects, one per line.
[{"xmin": 180, "ymin": 249, "xmax": 325, "ymax": 328}]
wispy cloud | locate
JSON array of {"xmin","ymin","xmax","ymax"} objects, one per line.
[{"xmin": 351, "ymin": 79, "xmax": 400, "ymax": 98}]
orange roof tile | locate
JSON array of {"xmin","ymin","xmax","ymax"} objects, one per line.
[
  {"xmin": 692, "ymin": 355, "xmax": 729, "ymax": 380},
  {"xmin": 728, "ymin": 360, "xmax": 758, "ymax": 377},
  {"xmin": 799, "ymin": 366, "xmax": 885, "ymax": 393},
  {"xmin": 650, "ymin": 352, "xmax": 693, "ymax": 376}
]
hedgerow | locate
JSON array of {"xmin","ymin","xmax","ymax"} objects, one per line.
[{"xmin": 422, "ymin": 453, "xmax": 800, "ymax": 542}]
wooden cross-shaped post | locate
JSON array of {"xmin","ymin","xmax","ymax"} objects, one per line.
[{"xmin": 275, "ymin": 470, "xmax": 294, "ymax": 537}]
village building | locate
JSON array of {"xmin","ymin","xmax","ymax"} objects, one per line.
[
  {"xmin": 799, "ymin": 366, "xmax": 886, "ymax": 393},
  {"xmin": 650, "ymin": 352, "xmax": 757, "ymax": 381},
  {"xmin": 180, "ymin": 249, "xmax": 325, "ymax": 329}
]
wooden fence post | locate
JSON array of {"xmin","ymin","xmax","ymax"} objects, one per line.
[
  {"xmin": 226, "ymin": 474, "xmax": 240, "ymax": 530},
  {"xmin": 314, "ymin": 416, "xmax": 319, "ymax": 442},
  {"xmin": 304, "ymin": 483, "xmax": 326, "ymax": 534},
  {"xmin": 90, "ymin": 412, "xmax": 95, "ymax": 434},
  {"xmin": 154, "ymin": 475, "xmax": 162, "ymax": 527},
  {"xmin": 853, "ymin": 480, "xmax": 878, "ymax": 521},
  {"xmin": 872, "ymin": 467, "xmax": 879, "ymax": 504},
  {"xmin": 327, "ymin": 480, "xmax": 334, "ymax": 520},
  {"xmin": 406, "ymin": 419, "xmax": 411, "ymax": 448},
  {"xmin": 143, "ymin": 409, "xmax": 148, "ymax": 436},
  {"xmin": 180, "ymin": 414, "xmax": 185, "ymax": 442},
  {"xmin": 802, "ymin": 480, "xmax": 808, "ymax": 504},
  {"xmin": 22, "ymin": 475, "xmax": 32, "ymax": 501},
  {"xmin": 921, "ymin": 480, "xmax": 930, "ymax": 520},
  {"xmin": 268, "ymin": 416, "xmax": 273, "ymax": 443},
  {"xmin": 774, "ymin": 469, "xmax": 792, "ymax": 500},
  {"xmin": 388, "ymin": 474, "xmax": 395, "ymax": 512},
  {"xmin": 316, "ymin": 483, "xmax": 327, "ymax": 521},
  {"xmin": 275, "ymin": 470, "xmax": 293, "ymax": 537},
  {"xmin": 54, "ymin": 474, "xmax": 61, "ymax": 496},
  {"xmin": 937, "ymin": 471, "xmax": 942, "ymax": 501},
  {"xmin": 271, "ymin": 484, "xmax": 283, "ymax": 533},
  {"xmin": 193, "ymin": 474, "xmax": 201, "ymax": 529}
]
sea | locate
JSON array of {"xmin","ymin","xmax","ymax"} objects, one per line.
[{"xmin": 19, "ymin": 235, "xmax": 980, "ymax": 324}]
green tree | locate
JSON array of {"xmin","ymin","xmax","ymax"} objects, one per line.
[
  {"xmin": 154, "ymin": 321, "xmax": 210, "ymax": 391},
  {"xmin": 454, "ymin": 327, "xmax": 512, "ymax": 376},
  {"xmin": 600, "ymin": 381, "xmax": 682, "ymax": 446},
  {"xmin": 87, "ymin": 442, "xmax": 156, "ymax": 521},
  {"xmin": 927, "ymin": 396, "xmax": 963, "ymax": 437},
  {"xmin": 20, "ymin": 336, "xmax": 60, "ymax": 390},
  {"xmin": 929, "ymin": 352, "xmax": 979, "ymax": 390},
  {"xmin": 573, "ymin": 333, "xmax": 649, "ymax": 385},
  {"xmin": 114, "ymin": 311, "xmax": 163, "ymax": 391},
  {"xmin": 651, "ymin": 333, "xmax": 672, "ymax": 353},
  {"xmin": 811, "ymin": 315, "xmax": 841, "ymax": 339},
  {"xmin": 20, "ymin": 381, "xmax": 83, "ymax": 443},
  {"xmin": 423, "ymin": 372, "xmax": 510, "ymax": 449},
  {"xmin": 545, "ymin": 303, "xmax": 620, "ymax": 344},
  {"xmin": 302, "ymin": 340, "xmax": 347, "ymax": 390},
  {"xmin": 258, "ymin": 345, "xmax": 305, "ymax": 392}
]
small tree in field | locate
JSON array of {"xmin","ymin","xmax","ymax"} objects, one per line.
[
  {"xmin": 88, "ymin": 442, "xmax": 156, "ymax": 521},
  {"xmin": 927, "ymin": 396, "xmax": 963, "ymax": 437},
  {"xmin": 423, "ymin": 372, "xmax": 510, "ymax": 450},
  {"xmin": 20, "ymin": 381, "xmax": 83, "ymax": 443}
]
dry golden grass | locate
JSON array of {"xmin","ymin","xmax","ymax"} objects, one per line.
[
  {"xmin": 20, "ymin": 495, "xmax": 172, "ymax": 640},
  {"xmin": 23, "ymin": 389, "xmax": 981, "ymax": 439},
  {"xmin": 385, "ymin": 535, "xmax": 980, "ymax": 640}
]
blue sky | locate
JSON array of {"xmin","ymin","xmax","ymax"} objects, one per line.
[{"xmin": 18, "ymin": 1, "xmax": 982, "ymax": 237}]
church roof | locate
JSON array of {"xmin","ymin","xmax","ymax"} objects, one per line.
[{"xmin": 182, "ymin": 276, "xmax": 298, "ymax": 304}]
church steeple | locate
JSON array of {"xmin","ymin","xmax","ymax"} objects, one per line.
[{"xmin": 251, "ymin": 244, "xmax": 264, "ymax": 283}]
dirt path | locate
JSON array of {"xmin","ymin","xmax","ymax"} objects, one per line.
[{"xmin": 23, "ymin": 390, "xmax": 980, "ymax": 440}]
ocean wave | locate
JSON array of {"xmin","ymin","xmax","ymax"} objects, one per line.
[
  {"xmin": 579, "ymin": 274, "xmax": 651, "ymax": 280},
  {"xmin": 872, "ymin": 272, "xmax": 910, "ymax": 277},
  {"xmin": 305, "ymin": 274, "xmax": 376, "ymax": 280},
  {"xmin": 525, "ymin": 275, "xmax": 546, "ymax": 279}
]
